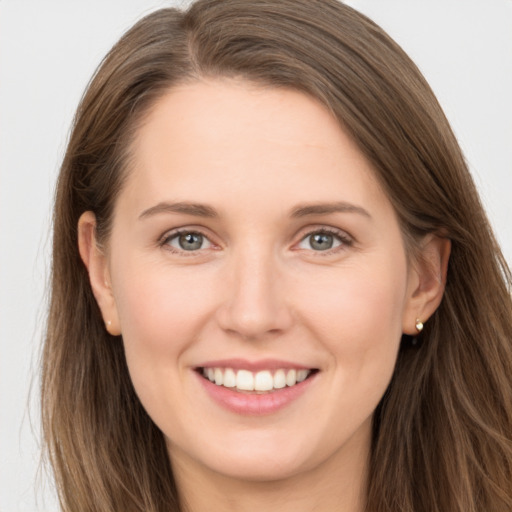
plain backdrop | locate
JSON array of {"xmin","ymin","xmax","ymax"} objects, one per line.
[{"xmin": 1, "ymin": 1, "xmax": 511, "ymax": 510}]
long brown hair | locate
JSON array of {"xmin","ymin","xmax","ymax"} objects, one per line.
[{"xmin": 42, "ymin": 1, "xmax": 512, "ymax": 510}]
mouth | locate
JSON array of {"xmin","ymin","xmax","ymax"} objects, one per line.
[{"xmin": 196, "ymin": 366, "xmax": 319, "ymax": 394}]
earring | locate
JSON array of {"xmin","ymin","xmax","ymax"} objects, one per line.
[
  {"xmin": 415, "ymin": 319, "xmax": 424, "ymax": 332},
  {"xmin": 106, "ymin": 320, "xmax": 112, "ymax": 331}
]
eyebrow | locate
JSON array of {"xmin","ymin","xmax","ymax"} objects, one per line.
[
  {"xmin": 290, "ymin": 202, "xmax": 371, "ymax": 219},
  {"xmin": 139, "ymin": 201, "xmax": 219, "ymax": 220},
  {"xmin": 138, "ymin": 200, "xmax": 371, "ymax": 220}
]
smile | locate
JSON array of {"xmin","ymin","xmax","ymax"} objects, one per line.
[{"xmin": 199, "ymin": 367, "xmax": 315, "ymax": 393}]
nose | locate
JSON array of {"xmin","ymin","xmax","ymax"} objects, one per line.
[{"xmin": 215, "ymin": 247, "xmax": 293, "ymax": 341}]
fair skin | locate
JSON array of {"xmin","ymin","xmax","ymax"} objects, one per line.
[{"xmin": 79, "ymin": 80, "xmax": 449, "ymax": 512}]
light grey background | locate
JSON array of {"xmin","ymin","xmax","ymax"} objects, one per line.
[{"xmin": 1, "ymin": 1, "xmax": 511, "ymax": 510}]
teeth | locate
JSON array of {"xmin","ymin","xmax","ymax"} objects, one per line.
[
  {"xmin": 236, "ymin": 370, "xmax": 254, "ymax": 391},
  {"xmin": 273, "ymin": 369, "xmax": 286, "ymax": 389},
  {"xmin": 214, "ymin": 368, "xmax": 223, "ymax": 386},
  {"xmin": 296, "ymin": 369, "xmax": 308, "ymax": 382},
  {"xmin": 201, "ymin": 367, "xmax": 313, "ymax": 392},
  {"xmin": 223, "ymin": 368, "xmax": 236, "ymax": 388},
  {"xmin": 286, "ymin": 369, "xmax": 296, "ymax": 387},
  {"xmin": 254, "ymin": 370, "xmax": 273, "ymax": 391}
]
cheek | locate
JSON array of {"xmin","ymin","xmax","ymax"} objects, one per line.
[
  {"xmin": 299, "ymin": 259, "xmax": 407, "ymax": 343},
  {"xmin": 296, "ymin": 256, "xmax": 408, "ymax": 402},
  {"xmin": 110, "ymin": 262, "xmax": 218, "ymax": 424},
  {"xmin": 275, "ymin": 257, "xmax": 409, "ymax": 459},
  {"xmin": 110, "ymin": 263, "xmax": 213, "ymax": 401},
  {"xmin": 113, "ymin": 261, "xmax": 214, "ymax": 349}
]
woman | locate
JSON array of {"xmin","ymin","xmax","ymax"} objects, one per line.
[{"xmin": 42, "ymin": 0, "xmax": 512, "ymax": 511}]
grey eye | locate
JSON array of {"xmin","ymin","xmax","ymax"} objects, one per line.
[
  {"xmin": 310, "ymin": 233, "xmax": 334, "ymax": 250},
  {"xmin": 168, "ymin": 232, "xmax": 211, "ymax": 251},
  {"xmin": 298, "ymin": 232, "xmax": 343, "ymax": 251}
]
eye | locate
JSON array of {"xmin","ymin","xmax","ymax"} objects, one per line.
[
  {"xmin": 297, "ymin": 229, "xmax": 350, "ymax": 252},
  {"xmin": 163, "ymin": 231, "xmax": 212, "ymax": 252}
]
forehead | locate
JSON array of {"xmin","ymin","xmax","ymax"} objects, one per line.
[
  {"xmin": 119, "ymin": 79, "xmax": 392, "ymax": 221},
  {"xmin": 137, "ymin": 80, "xmax": 348, "ymax": 162}
]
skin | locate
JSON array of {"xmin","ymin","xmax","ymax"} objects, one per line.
[{"xmin": 79, "ymin": 79, "xmax": 449, "ymax": 512}]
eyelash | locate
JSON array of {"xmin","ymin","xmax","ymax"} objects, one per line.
[
  {"xmin": 158, "ymin": 227, "xmax": 353, "ymax": 256},
  {"xmin": 158, "ymin": 229, "xmax": 215, "ymax": 257},
  {"xmin": 297, "ymin": 227, "xmax": 353, "ymax": 256}
]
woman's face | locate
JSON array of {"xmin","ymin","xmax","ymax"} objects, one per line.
[{"xmin": 87, "ymin": 80, "xmax": 433, "ymax": 483}]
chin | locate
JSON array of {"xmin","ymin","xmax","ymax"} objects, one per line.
[{"xmin": 203, "ymin": 451, "xmax": 316, "ymax": 483}]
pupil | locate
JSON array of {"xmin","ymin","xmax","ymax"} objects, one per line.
[
  {"xmin": 311, "ymin": 233, "xmax": 333, "ymax": 250},
  {"xmin": 179, "ymin": 233, "xmax": 202, "ymax": 250}
]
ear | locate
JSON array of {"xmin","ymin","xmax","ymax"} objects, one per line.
[
  {"xmin": 402, "ymin": 234, "xmax": 451, "ymax": 335},
  {"xmin": 78, "ymin": 211, "xmax": 121, "ymax": 336}
]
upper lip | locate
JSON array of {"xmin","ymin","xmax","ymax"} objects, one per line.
[{"xmin": 196, "ymin": 358, "xmax": 317, "ymax": 372}]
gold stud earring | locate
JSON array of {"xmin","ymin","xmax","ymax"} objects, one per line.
[{"xmin": 415, "ymin": 319, "xmax": 424, "ymax": 332}]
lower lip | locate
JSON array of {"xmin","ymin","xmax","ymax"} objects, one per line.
[{"xmin": 196, "ymin": 371, "xmax": 317, "ymax": 416}]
